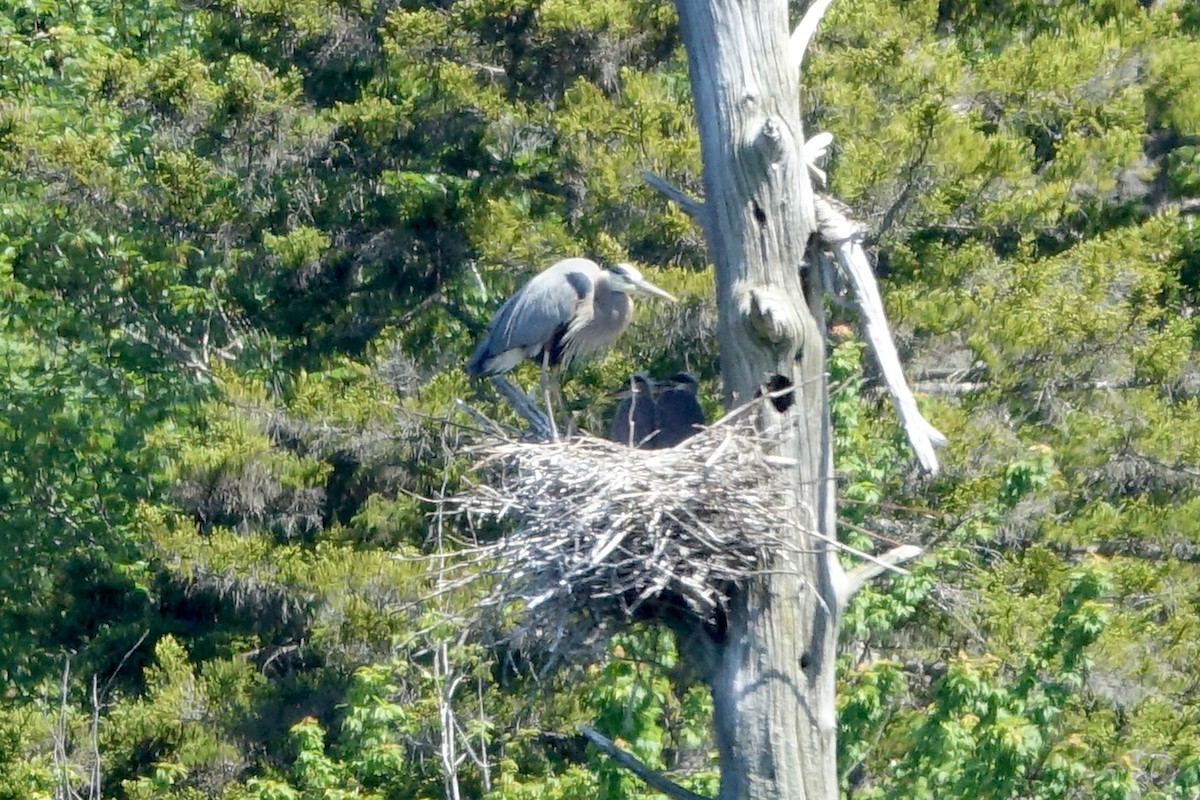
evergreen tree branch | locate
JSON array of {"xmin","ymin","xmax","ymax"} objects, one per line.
[{"xmin": 579, "ymin": 725, "xmax": 712, "ymax": 800}]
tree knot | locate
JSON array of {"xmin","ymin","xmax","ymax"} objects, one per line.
[{"xmin": 736, "ymin": 283, "xmax": 805, "ymax": 354}]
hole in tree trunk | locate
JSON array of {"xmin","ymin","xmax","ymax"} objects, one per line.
[
  {"xmin": 752, "ymin": 202, "xmax": 767, "ymax": 226},
  {"xmin": 755, "ymin": 374, "xmax": 794, "ymax": 412},
  {"xmin": 800, "ymin": 653, "xmax": 811, "ymax": 669}
]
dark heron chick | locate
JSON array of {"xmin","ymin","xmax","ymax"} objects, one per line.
[
  {"xmin": 609, "ymin": 372, "xmax": 705, "ymax": 449},
  {"xmin": 652, "ymin": 372, "xmax": 705, "ymax": 448},
  {"xmin": 609, "ymin": 373, "xmax": 659, "ymax": 448}
]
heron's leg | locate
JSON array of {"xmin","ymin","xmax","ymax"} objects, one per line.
[
  {"xmin": 549, "ymin": 369, "xmax": 567, "ymax": 438},
  {"xmin": 539, "ymin": 353, "xmax": 559, "ymax": 442},
  {"xmin": 624, "ymin": 376, "xmax": 637, "ymax": 447}
]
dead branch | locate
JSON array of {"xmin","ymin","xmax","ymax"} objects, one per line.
[
  {"xmin": 789, "ymin": 0, "xmax": 835, "ymax": 72},
  {"xmin": 489, "ymin": 375, "xmax": 553, "ymax": 440},
  {"xmin": 804, "ymin": 131, "xmax": 835, "ymax": 185},
  {"xmin": 579, "ymin": 725, "xmax": 711, "ymax": 800},
  {"xmin": 642, "ymin": 170, "xmax": 706, "ymax": 220},
  {"xmin": 838, "ymin": 544, "xmax": 924, "ymax": 604},
  {"xmin": 814, "ymin": 193, "xmax": 947, "ymax": 473}
]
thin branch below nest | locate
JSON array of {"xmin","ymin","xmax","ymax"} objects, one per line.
[
  {"xmin": 579, "ymin": 725, "xmax": 712, "ymax": 800},
  {"xmin": 839, "ymin": 544, "xmax": 924, "ymax": 605}
]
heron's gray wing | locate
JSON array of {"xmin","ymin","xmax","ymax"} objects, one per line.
[
  {"xmin": 652, "ymin": 388, "xmax": 704, "ymax": 448},
  {"xmin": 492, "ymin": 268, "xmax": 593, "ymax": 351},
  {"xmin": 468, "ymin": 264, "xmax": 595, "ymax": 375}
]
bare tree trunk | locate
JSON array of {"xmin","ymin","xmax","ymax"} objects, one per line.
[{"xmin": 673, "ymin": 2, "xmax": 840, "ymax": 799}]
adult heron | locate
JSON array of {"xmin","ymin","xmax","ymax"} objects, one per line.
[
  {"xmin": 467, "ymin": 258, "xmax": 677, "ymax": 378},
  {"xmin": 609, "ymin": 373, "xmax": 659, "ymax": 448},
  {"xmin": 467, "ymin": 258, "xmax": 675, "ymax": 436},
  {"xmin": 652, "ymin": 372, "xmax": 705, "ymax": 448}
]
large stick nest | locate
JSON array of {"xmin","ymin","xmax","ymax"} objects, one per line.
[{"xmin": 441, "ymin": 411, "xmax": 805, "ymax": 654}]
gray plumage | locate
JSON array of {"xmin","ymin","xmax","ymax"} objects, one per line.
[
  {"xmin": 610, "ymin": 374, "xmax": 659, "ymax": 448},
  {"xmin": 653, "ymin": 372, "xmax": 705, "ymax": 448},
  {"xmin": 467, "ymin": 258, "xmax": 676, "ymax": 378}
]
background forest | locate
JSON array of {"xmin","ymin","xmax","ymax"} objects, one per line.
[{"xmin": 1, "ymin": 0, "xmax": 1199, "ymax": 797}]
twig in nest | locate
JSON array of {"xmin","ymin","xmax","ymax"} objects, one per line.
[
  {"xmin": 434, "ymin": 403, "xmax": 916, "ymax": 663},
  {"xmin": 451, "ymin": 418, "xmax": 786, "ymax": 625}
]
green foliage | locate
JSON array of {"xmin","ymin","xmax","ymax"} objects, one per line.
[
  {"xmin": 844, "ymin": 569, "xmax": 1112, "ymax": 800},
  {"xmin": 0, "ymin": 710, "xmax": 55, "ymax": 800},
  {"xmin": 1, "ymin": 0, "xmax": 1199, "ymax": 797},
  {"xmin": 103, "ymin": 635, "xmax": 264, "ymax": 797}
]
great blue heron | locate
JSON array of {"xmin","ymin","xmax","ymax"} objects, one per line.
[
  {"xmin": 467, "ymin": 258, "xmax": 676, "ymax": 377},
  {"xmin": 609, "ymin": 372, "xmax": 705, "ymax": 449},
  {"xmin": 610, "ymin": 373, "xmax": 658, "ymax": 448},
  {"xmin": 652, "ymin": 372, "xmax": 705, "ymax": 447},
  {"xmin": 467, "ymin": 258, "xmax": 676, "ymax": 433}
]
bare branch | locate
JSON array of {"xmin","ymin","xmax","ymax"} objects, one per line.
[
  {"xmin": 89, "ymin": 676, "xmax": 101, "ymax": 800},
  {"xmin": 912, "ymin": 376, "xmax": 1175, "ymax": 397},
  {"xmin": 642, "ymin": 170, "xmax": 706, "ymax": 220},
  {"xmin": 910, "ymin": 381, "xmax": 988, "ymax": 396},
  {"xmin": 838, "ymin": 544, "xmax": 924, "ymax": 605},
  {"xmin": 53, "ymin": 658, "xmax": 74, "ymax": 800},
  {"xmin": 814, "ymin": 192, "xmax": 866, "ymax": 245},
  {"xmin": 814, "ymin": 194, "xmax": 947, "ymax": 473},
  {"xmin": 579, "ymin": 725, "xmax": 712, "ymax": 800},
  {"xmin": 803, "ymin": 131, "xmax": 835, "ymax": 186},
  {"xmin": 789, "ymin": 0, "xmax": 836, "ymax": 72},
  {"xmin": 454, "ymin": 399, "xmax": 507, "ymax": 436},
  {"xmin": 489, "ymin": 376, "xmax": 553, "ymax": 440}
]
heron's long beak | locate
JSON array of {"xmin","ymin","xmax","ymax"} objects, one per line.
[{"xmin": 632, "ymin": 277, "xmax": 677, "ymax": 302}]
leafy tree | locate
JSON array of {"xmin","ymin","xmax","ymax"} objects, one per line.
[{"xmin": 0, "ymin": 0, "xmax": 1198, "ymax": 797}]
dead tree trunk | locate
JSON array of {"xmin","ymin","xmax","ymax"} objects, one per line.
[{"xmin": 675, "ymin": 2, "xmax": 839, "ymax": 799}]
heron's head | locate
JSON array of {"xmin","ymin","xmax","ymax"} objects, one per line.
[
  {"xmin": 607, "ymin": 263, "xmax": 677, "ymax": 302},
  {"xmin": 661, "ymin": 372, "xmax": 700, "ymax": 394},
  {"xmin": 608, "ymin": 372, "xmax": 656, "ymax": 399}
]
